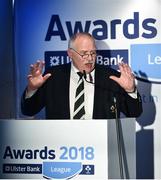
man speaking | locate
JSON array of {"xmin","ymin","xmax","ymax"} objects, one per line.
[{"xmin": 21, "ymin": 32, "xmax": 142, "ymax": 119}]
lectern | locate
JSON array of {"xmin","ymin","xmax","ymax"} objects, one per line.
[{"xmin": 0, "ymin": 118, "xmax": 135, "ymax": 179}]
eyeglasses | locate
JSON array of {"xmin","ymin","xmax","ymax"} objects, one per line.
[{"xmin": 70, "ymin": 48, "xmax": 97, "ymax": 59}]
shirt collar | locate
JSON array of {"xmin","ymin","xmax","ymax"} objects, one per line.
[{"xmin": 71, "ymin": 62, "xmax": 95, "ymax": 83}]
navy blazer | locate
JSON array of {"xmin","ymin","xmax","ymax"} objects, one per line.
[{"xmin": 21, "ymin": 63, "xmax": 142, "ymax": 119}]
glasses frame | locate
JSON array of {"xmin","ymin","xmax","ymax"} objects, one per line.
[{"xmin": 70, "ymin": 48, "xmax": 97, "ymax": 59}]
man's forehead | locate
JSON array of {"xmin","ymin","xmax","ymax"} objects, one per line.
[{"xmin": 74, "ymin": 36, "xmax": 95, "ymax": 46}]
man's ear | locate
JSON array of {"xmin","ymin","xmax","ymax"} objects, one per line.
[{"xmin": 67, "ymin": 49, "xmax": 73, "ymax": 59}]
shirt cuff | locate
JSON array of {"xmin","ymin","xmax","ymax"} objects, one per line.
[
  {"xmin": 25, "ymin": 89, "xmax": 37, "ymax": 99},
  {"xmin": 127, "ymin": 89, "xmax": 138, "ymax": 99}
]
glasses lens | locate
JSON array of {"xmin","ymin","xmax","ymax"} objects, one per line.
[
  {"xmin": 91, "ymin": 52, "xmax": 97, "ymax": 57},
  {"xmin": 82, "ymin": 52, "xmax": 97, "ymax": 59},
  {"xmin": 82, "ymin": 54, "xmax": 89, "ymax": 59}
]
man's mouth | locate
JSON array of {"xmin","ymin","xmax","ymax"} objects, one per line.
[{"xmin": 84, "ymin": 60, "xmax": 95, "ymax": 65}]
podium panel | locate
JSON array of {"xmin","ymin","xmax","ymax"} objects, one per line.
[
  {"xmin": 0, "ymin": 119, "xmax": 135, "ymax": 179},
  {"xmin": 0, "ymin": 120, "xmax": 108, "ymax": 179},
  {"xmin": 108, "ymin": 118, "xmax": 136, "ymax": 179}
]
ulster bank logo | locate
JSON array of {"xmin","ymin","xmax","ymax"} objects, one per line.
[{"xmin": 131, "ymin": 44, "xmax": 161, "ymax": 83}]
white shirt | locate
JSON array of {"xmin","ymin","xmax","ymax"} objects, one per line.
[{"xmin": 70, "ymin": 64, "xmax": 94, "ymax": 119}]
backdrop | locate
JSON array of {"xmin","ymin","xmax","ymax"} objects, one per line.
[{"xmin": 0, "ymin": 0, "xmax": 15, "ymax": 118}]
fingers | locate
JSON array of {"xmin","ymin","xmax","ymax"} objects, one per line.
[
  {"xmin": 29, "ymin": 60, "xmax": 45, "ymax": 76},
  {"xmin": 119, "ymin": 62, "xmax": 131, "ymax": 73},
  {"xmin": 118, "ymin": 62, "xmax": 134, "ymax": 78},
  {"xmin": 43, "ymin": 73, "xmax": 52, "ymax": 81},
  {"xmin": 109, "ymin": 75, "xmax": 119, "ymax": 83},
  {"xmin": 110, "ymin": 62, "xmax": 136, "ymax": 92}
]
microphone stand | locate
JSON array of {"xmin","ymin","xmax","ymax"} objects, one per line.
[{"xmin": 114, "ymin": 97, "xmax": 124, "ymax": 179}]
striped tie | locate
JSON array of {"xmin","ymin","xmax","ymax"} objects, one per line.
[{"xmin": 73, "ymin": 72, "xmax": 85, "ymax": 119}]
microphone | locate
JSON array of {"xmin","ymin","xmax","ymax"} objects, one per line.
[
  {"xmin": 83, "ymin": 70, "xmax": 94, "ymax": 84},
  {"xmin": 113, "ymin": 96, "xmax": 124, "ymax": 178},
  {"xmin": 83, "ymin": 70, "xmax": 87, "ymax": 79},
  {"xmin": 113, "ymin": 97, "xmax": 118, "ymax": 119}
]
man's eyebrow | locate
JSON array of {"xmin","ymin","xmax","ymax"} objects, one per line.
[
  {"xmin": 80, "ymin": 50, "xmax": 96, "ymax": 53},
  {"xmin": 80, "ymin": 50, "xmax": 88, "ymax": 54}
]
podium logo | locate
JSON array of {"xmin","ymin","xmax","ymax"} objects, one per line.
[
  {"xmin": 3, "ymin": 146, "xmax": 56, "ymax": 160},
  {"xmin": 131, "ymin": 44, "xmax": 161, "ymax": 83},
  {"xmin": 80, "ymin": 165, "xmax": 94, "ymax": 175},
  {"xmin": 43, "ymin": 162, "xmax": 82, "ymax": 179}
]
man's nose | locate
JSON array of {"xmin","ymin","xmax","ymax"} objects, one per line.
[{"xmin": 88, "ymin": 54, "xmax": 93, "ymax": 60}]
